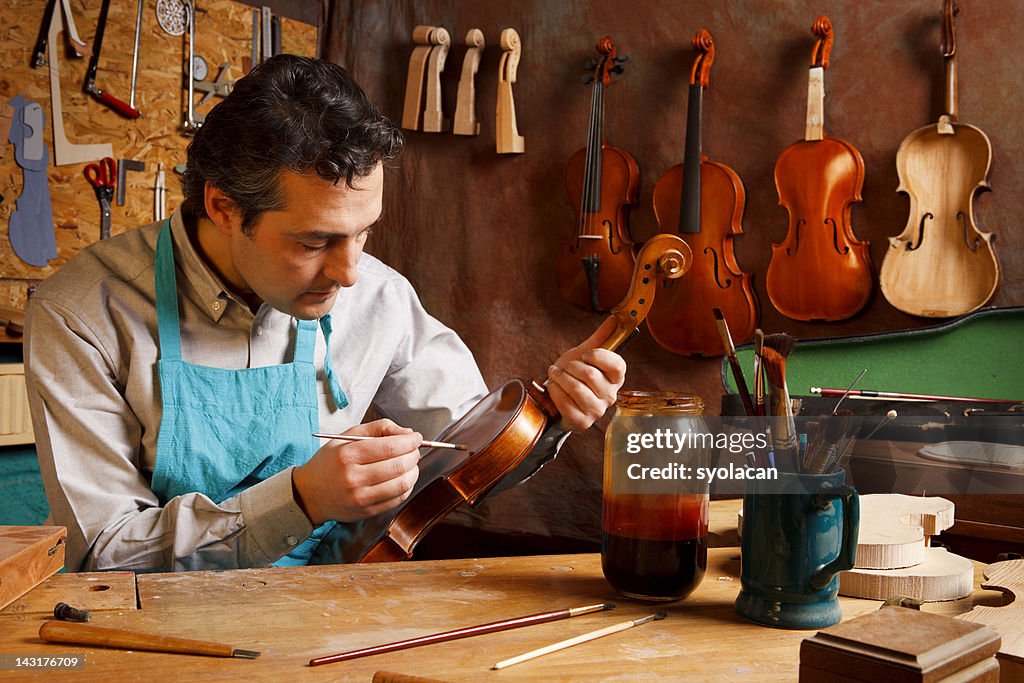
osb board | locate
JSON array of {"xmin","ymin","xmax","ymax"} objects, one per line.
[{"xmin": 0, "ymin": 0, "xmax": 317, "ymax": 311}]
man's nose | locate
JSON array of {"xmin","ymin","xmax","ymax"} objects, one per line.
[{"xmin": 321, "ymin": 241, "xmax": 360, "ymax": 287}]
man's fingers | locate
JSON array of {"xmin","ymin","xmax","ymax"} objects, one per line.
[
  {"xmin": 324, "ymin": 431, "xmax": 424, "ymax": 465},
  {"xmin": 346, "ymin": 418, "xmax": 415, "ymax": 438}
]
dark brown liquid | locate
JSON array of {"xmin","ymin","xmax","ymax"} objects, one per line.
[{"xmin": 602, "ymin": 533, "xmax": 708, "ymax": 600}]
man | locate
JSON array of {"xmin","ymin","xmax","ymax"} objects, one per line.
[{"xmin": 25, "ymin": 55, "xmax": 625, "ymax": 572}]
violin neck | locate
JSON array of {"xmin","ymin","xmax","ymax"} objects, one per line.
[
  {"xmin": 679, "ymin": 83, "xmax": 702, "ymax": 235},
  {"xmin": 581, "ymin": 80, "xmax": 605, "ymax": 215},
  {"xmin": 804, "ymin": 65, "xmax": 824, "ymax": 141},
  {"xmin": 943, "ymin": 53, "xmax": 958, "ymax": 122}
]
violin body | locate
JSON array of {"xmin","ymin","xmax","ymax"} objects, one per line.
[
  {"xmin": 647, "ymin": 158, "xmax": 756, "ymax": 356},
  {"xmin": 558, "ymin": 144, "xmax": 639, "ymax": 312},
  {"xmin": 879, "ymin": 122, "xmax": 998, "ymax": 317},
  {"xmin": 356, "ymin": 234, "xmax": 692, "ymax": 563},
  {"xmin": 766, "ymin": 136, "xmax": 873, "ymax": 321}
]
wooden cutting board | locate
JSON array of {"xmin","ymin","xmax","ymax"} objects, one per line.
[
  {"xmin": 0, "ymin": 526, "xmax": 66, "ymax": 610},
  {"xmin": 856, "ymin": 494, "xmax": 955, "ymax": 570},
  {"xmin": 957, "ymin": 559, "xmax": 1024, "ymax": 682}
]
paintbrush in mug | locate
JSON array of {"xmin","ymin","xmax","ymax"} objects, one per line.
[{"xmin": 312, "ymin": 433, "xmax": 469, "ymax": 451}]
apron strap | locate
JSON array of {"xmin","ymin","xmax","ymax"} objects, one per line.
[
  {"xmin": 319, "ymin": 314, "xmax": 349, "ymax": 410},
  {"xmin": 155, "ymin": 220, "xmax": 182, "ymax": 361}
]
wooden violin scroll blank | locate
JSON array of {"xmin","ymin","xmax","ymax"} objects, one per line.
[
  {"xmin": 355, "ymin": 234, "xmax": 690, "ymax": 564},
  {"xmin": 453, "ymin": 29, "xmax": 485, "ymax": 136},
  {"xmin": 401, "ymin": 25, "xmax": 435, "ymax": 131},
  {"xmin": 422, "ymin": 27, "xmax": 451, "ymax": 133},
  {"xmin": 879, "ymin": 0, "xmax": 999, "ymax": 318},
  {"xmin": 646, "ymin": 29, "xmax": 757, "ymax": 357},
  {"xmin": 557, "ymin": 35, "xmax": 639, "ymax": 313},
  {"xmin": 496, "ymin": 28, "xmax": 525, "ymax": 154},
  {"xmin": 765, "ymin": 16, "xmax": 873, "ymax": 322}
]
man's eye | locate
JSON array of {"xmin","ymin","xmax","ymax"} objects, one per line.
[{"xmin": 302, "ymin": 243, "xmax": 328, "ymax": 253}]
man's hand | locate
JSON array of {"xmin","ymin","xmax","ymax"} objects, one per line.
[
  {"xmin": 291, "ymin": 419, "xmax": 422, "ymax": 525},
  {"xmin": 547, "ymin": 317, "xmax": 627, "ymax": 432}
]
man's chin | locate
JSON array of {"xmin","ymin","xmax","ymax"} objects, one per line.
[{"xmin": 289, "ymin": 292, "xmax": 339, "ymax": 320}]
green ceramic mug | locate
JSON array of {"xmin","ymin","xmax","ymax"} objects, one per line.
[{"xmin": 734, "ymin": 470, "xmax": 859, "ymax": 629}]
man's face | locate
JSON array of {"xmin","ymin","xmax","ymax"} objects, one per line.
[{"xmin": 227, "ymin": 164, "xmax": 383, "ymax": 320}]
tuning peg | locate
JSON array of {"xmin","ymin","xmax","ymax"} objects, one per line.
[
  {"xmin": 582, "ymin": 74, "xmax": 594, "ymax": 84},
  {"xmin": 614, "ymin": 54, "xmax": 630, "ymax": 63},
  {"xmin": 611, "ymin": 65, "xmax": 624, "ymax": 75},
  {"xmin": 584, "ymin": 58, "xmax": 598, "ymax": 70}
]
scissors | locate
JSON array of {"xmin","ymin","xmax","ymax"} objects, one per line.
[{"xmin": 83, "ymin": 157, "xmax": 116, "ymax": 240}]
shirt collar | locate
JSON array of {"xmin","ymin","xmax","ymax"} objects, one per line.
[{"xmin": 168, "ymin": 204, "xmax": 246, "ymax": 323}]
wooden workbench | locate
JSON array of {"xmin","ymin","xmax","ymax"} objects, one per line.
[{"xmin": 0, "ymin": 546, "xmax": 967, "ymax": 681}]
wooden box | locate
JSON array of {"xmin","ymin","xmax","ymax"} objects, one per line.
[
  {"xmin": 0, "ymin": 526, "xmax": 66, "ymax": 610},
  {"xmin": 800, "ymin": 607, "xmax": 1001, "ymax": 682}
]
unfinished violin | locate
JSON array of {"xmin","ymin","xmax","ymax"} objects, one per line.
[
  {"xmin": 557, "ymin": 36, "xmax": 639, "ymax": 313},
  {"xmin": 765, "ymin": 17, "xmax": 873, "ymax": 322},
  {"xmin": 879, "ymin": 0, "xmax": 999, "ymax": 318},
  {"xmin": 357, "ymin": 234, "xmax": 692, "ymax": 562},
  {"xmin": 646, "ymin": 29, "xmax": 757, "ymax": 357}
]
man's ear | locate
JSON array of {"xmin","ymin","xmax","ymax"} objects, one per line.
[{"xmin": 204, "ymin": 183, "xmax": 241, "ymax": 236}]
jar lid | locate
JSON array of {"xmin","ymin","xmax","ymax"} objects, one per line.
[{"xmin": 615, "ymin": 390, "xmax": 704, "ymax": 414}]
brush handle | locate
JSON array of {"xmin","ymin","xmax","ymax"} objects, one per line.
[{"xmin": 39, "ymin": 621, "xmax": 236, "ymax": 657}]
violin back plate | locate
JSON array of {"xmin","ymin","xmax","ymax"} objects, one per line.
[{"xmin": 881, "ymin": 123, "xmax": 999, "ymax": 318}]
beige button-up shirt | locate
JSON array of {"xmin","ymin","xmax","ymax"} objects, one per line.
[{"xmin": 25, "ymin": 207, "xmax": 496, "ymax": 571}]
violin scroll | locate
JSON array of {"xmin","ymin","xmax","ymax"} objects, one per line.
[
  {"xmin": 603, "ymin": 234, "xmax": 692, "ymax": 351},
  {"xmin": 690, "ymin": 29, "xmax": 715, "ymax": 87},
  {"xmin": 811, "ymin": 16, "xmax": 833, "ymax": 69}
]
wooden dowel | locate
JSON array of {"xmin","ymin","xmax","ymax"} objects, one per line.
[{"xmin": 38, "ymin": 621, "xmax": 259, "ymax": 658}]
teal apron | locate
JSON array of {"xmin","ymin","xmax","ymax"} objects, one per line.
[{"xmin": 150, "ymin": 221, "xmax": 347, "ymax": 567}]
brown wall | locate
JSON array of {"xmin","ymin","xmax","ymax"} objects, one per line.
[{"xmin": 333, "ymin": 0, "xmax": 1020, "ymax": 542}]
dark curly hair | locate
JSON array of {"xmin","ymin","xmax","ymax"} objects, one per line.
[{"xmin": 182, "ymin": 55, "xmax": 403, "ymax": 232}]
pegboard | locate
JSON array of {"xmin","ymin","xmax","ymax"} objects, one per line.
[{"xmin": 0, "ymin": 0, "xmax": 317, "ymax": 310}]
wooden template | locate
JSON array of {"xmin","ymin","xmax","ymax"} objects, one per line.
[
  {"xmin": 496, "ymin": 28, "xmax": 525, "ymax": 154},
  {"xmin": 453, "ymin": 29, "xmax": 484, "ymax": 136}
]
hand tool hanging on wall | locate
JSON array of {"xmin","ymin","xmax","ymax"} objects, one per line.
[
  {"xmin": 453, "ymin": 29, "xmax": 484, "ymax": 136},
  {"xmin": 181, "ymin": 0, "xmax": 201, "ymax": 134},
  {"xmin": 496, "ymin": 28, "xmax": 525, "ymax": 153},
  {"xmin": 7, "ymin": 95, "xmax": 57, "ymax": 267},
  {"xmin": 271, "ymin": 14, "xmax": 282, "ymax": 57},
  {"xmin": 44, "ymin": 4, "xmax": 112, "ymax": 165},
  {"xmin": 129, "ymin": 0, "xmax": 144, "ymax": 111},
  {"xmin": 31, "ymin": 0, "xmax": 87, "ymax": 67},
  {"xmin": 421, "ymin": 27, "xmax": 451, "ymax": 133},
  {"xmin": 83, "ymin": 0, "xmax": 141, "ymax": 118},
  {"xmin": 59, "ymin": 0, "xmax": 88, "ymax": 58},
  {"xmin": 116, "ymin": 158, "xmax": 145, "ymax": 206},
  {"xmin": 84, "ymin": 157, "xmax": 116, "ymax": 240},
  {"xmin": 154, "ymin": 163, "xmax": 166, "ymax": 221},
  {"xmin": 261, "ymin": 7, "xmax": 272, "ymax": 62},
  {"xmin": 193, "ymin": 63, "xmax": 234, "ymax": 108}
]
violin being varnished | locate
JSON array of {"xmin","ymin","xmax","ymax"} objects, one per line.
[
  {"xmin": 557, "ymin": 37, "xmax": 639, "ymax": 312},
  {"xmin": 356, "ymin": 234, "xmax": 692, "ymax": 563},
  {"xmin": 765, "ymin": 17, "xmax": 873, "ymax": 322},
  {"xmin": 646, "ymin": 29, "xmax": 757, "ymax": 357},
  {"xmin": 879, "ymin": 0, "xmax": 999, "ymax": 318}
]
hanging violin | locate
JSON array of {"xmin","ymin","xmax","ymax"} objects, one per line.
[
  {"xmin": 646, "ymin": 29, "xmax": 757, "ymax": 357},
  {"xmin": 557, "ymin": 36, "xmax": 639, "ymax": 313},
  {"xmin": 356, "ymin": 234, "xmax": 692, "ymax": 562},
  {"xmin": 765, "ymin": 17, "xmax": 873, "ymax": 322},
  {"xmin": 879, "ymin": 0, "xmax": 999, "ymax": 318}
]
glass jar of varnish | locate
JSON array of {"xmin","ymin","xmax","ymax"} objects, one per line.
[{"xmin": 602, "ymin": 391, "xmax": 710, "ymax": 601}]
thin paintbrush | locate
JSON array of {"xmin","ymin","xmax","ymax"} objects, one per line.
[
  {"xmin": 753, "ymin": 329, "xmax": 765, "ymax": 417},
  {"xmin": 761, "ymin": 334, "xmax": 798, "ymax": 471},
  {"xmin": 492, "ymin": 612, "xmax": 667, "ymax": 670},
  {"xmin": 312, "ymin": 433, "xmax": 468, "ymax": 451},
  {"xmin": 308, "ymin": 602, "xmax": 615, "ymax": 666},
  {"xmin": 712, "ymin": 308, "xmax": 754, "ymax": 416}
]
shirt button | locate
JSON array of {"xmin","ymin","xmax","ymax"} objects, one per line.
[
  {"xmin": 256, "ymin": 327, "xmax": 263, "ymax": 336},
  {"xmin": 286, "ymin": 535, "xmax": 298, "ymax": 546},
  {"xmin": 212, "ymin": 300, "xmax": 222, "ymax": 311}
]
